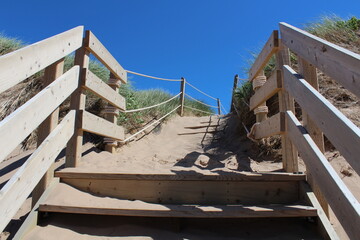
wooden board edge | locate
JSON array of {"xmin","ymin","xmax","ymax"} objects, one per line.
[{"xmin": 254, "ymin": 112, "xmax": 285, "ymax": 139}]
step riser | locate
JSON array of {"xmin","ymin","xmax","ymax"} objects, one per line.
[{"xmin": 62, "ymin": 178, "xmax": 300, "ymax": 205}]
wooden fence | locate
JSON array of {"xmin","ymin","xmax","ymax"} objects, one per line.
[
  {"xmin": 0, "ymin": 26, "xmax": 127, "ymax": 233},
  {"xmin": 245, "ymin": 22, "xmax": 360, "ymax": 239}
]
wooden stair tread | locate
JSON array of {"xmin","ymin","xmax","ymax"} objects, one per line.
[
  {"xmin": 40, "ymin": 183, "xmax": 317, "ymax": 218},
  {"xmin": 55, "ymin": 169, "xmax": 306, "ymax": 182}
]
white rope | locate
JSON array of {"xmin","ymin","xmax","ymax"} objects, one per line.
[
  {"xmin": 186, "ymin": 82, "xmax": 217, "ymax": 101},
  {"xmin": 185, "ymin": 93, "xmax": 218, "ymax": 108},
  {"xmin": 120, "ymin": 105, "xmax": 181, "ymax": 143},
  {"xmin": 184, "ymin": 105, "xmax": 215, "ymax": 115},
  {"xmin": 126, "ymin": 70, "xmax": 182, "ymax": 82},
  {"xmin": 221, "ymin": 104, "xmax": 228, "ymax": 115},
  {"xmin": 123, "ymin": 93, "xmax": 181, "ymax": 113}
]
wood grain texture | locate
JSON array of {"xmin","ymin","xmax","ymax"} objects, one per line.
[
  {"xmin": 83, "ymin": 69, "xmax": 125, "ymax": 110},
  {"xmin": 0, "ymin": 111, "xmax": 75, "ymax": 233},
  {"xmin": 280, "ymin": 22, "xmax": 360, "ymax": 99},
  {"xmin": 249, "ymin": 30, "xmax": 279, "ymax": 81},
  {"xmin": 286, "ymin": 111, "xmax": 360, "ymax": 240},
  {"xmin": 81, "ymin": 111, "xmax": 124, "ymax": 140},
  {"xmin": 0, "ymin": 26, "xmax": 83, "ymax": 94},
  {"xmin": 55, "ymin": 170, "xmax": 306, "ymax": 181},
  {"xmin": 0, "ymin": 66, "xmax": 79, "ymax": 163},
  {"xmin": 62, "ymin": 178, "xmax": 299, "ymax": 205},
  {"xmin": 85, "ymin": 31, "xmax": 127, "ymax": 83},
  {"xmin": 283, "ymin": 65, "xmax": 360, "ymax": 175},
  {"xmin": 253, "ymin": 112, "xmax": 285, "ymax": 139},
  {"xmin": 250, "ymin": 70, "xmax": 282, "ymax": 111}
]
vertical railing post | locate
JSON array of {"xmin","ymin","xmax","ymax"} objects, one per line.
[
  {"xmin": 276, "ymin": 42, "xmax": 298, "ymax": 173},
  {"xmin": 179, "ymin": 77, "xmax": 186, "ymax": 116},
  {"xmin": 217, "ymin": 98, "xmax": 221, "ymax": 115},
  {"xmin": 32, "ymin": 58, "xmax": 64, "ymax": 207},
  {"xmin": 253, "ymin": 71, "xmax": 268, "ymax": 123},
  {"xmin": 65, "ymin": 38, "xmax": 90, "ymax": 168},
  {"xmin": 298, "ymin": 57, "xmax": 329, "ymax": 217},
  {"xmin": 230, "ymin": 74, "xmax": 239, "ymax": 113},
  {"xmin": 104, "ymin": 73, "xmax": 121, "ymax": 153}
]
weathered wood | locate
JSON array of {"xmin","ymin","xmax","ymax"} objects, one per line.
[
  {"xmin": 250, "ymin": 70, "xmax": 282, "ymax": 111},
  {"xmin": 276, "ymin": 43, "xmax": 298, "ymax": 172},
  {"xmin": 298, "ymin": 57, "xmax": 328, "ymax": 217},
  {"xmin": 84, "ymin": 31, "xmax": 127, "ymax": 83},
  {"xmin": 280, "ymin": 22, "xmax": 360, "ymax": 99},
  {"xmin": 179, "ymin": 78, "xmax": 186, "ymax": 116},
  {"xmin": 0, "ymin": 26, "xmax": 83, "ymax": 94},
  {"xmin": 217, "ymin": 98, "xmax": 221, "ymax": 115},
  {"xmin": 55, "ymin": 170, "xmax": 306, "ymax": 182},
  {"xmin": 0, "ymin": 66, "xmax": 79, "ymax": 163},
  {"xmin": 283, "ymin": 65, "xmax": 360, "ymax": 175},
  {"xmin": 82, "ymin": 111, "xmax": 125, "ymax": 140},
  {"xmin": 300, "ymin": 182, "xmax": 339, "ymax": 240},
  {"xmin": 285, "ymin": 111, "xmax": 360, "ymax": 240},
  {"xmin": 32, "ymin": 58, "xmax": 64, "ymax": 207},
  {"xmin": 83, "ymin": 70, "xmax": 125, "ymax": 110},
  {"xmin": 62, "ymin": 178, "xmax": 299, "ymax": 205},
  {"xmin": 249, "ymin": 30, "xmax": 279, "ymax": 80},
  {"xmin": 253, "ymin": 112, "xmax": 285, "ymax": 139},
  {"xmin": 65, "ymin": 46, "xmax": 89, "ymax": 168},
  {"xmin": 0, "ymin": 111, "xmax": 75, "ymax": 233}
]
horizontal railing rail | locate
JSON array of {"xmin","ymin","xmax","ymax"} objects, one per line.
[{"xmin": 244, "ymin": 22, "xmax": 360, "ymax": 239}]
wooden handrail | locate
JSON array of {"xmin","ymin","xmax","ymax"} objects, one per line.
[{"xmin": 0, "ymin": 26, "xmax": 83, "ymax": 94}]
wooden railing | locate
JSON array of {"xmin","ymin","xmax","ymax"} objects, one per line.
[
  {"xmin": 0, "ymin": 26, "xmax": 127, "ymax": 232},
  {"xmin": 246, "ymin": 22, "xmax": 360, "ymax": 239}
]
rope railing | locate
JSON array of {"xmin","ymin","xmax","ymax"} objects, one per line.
[
  {"xmin": 184, "ymin": 105, "xmax": 215, "ymax": 115},
  {"xmin": 122, "ymin": 93, "xmax": 181, "ymax": 113},
  {"xmin": 126, "ymin": 70, "xmax": 182, "ymax": 82},
  {"xmin": 120, "ymin": 105, "xmax": 181, "ymax": 143},
  {"xmin": 185, "ymin": 81, "xmax": 218, "ymax": 101},
  {"xmin": 220, "ymin": 104, "xmax": 228, "ymax": 115},
  {"xmin": 185, "ymin": 93, "xmax": 218, "ymax": 108}
]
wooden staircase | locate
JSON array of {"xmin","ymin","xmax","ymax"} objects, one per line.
[{"xmin": 20, "ymin": 170, "xmax": 327, "ymax": 239}]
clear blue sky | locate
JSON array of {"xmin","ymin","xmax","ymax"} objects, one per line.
[{"xmin": 1, "ymin": 0, "xmax": 359, "ymax": 112}]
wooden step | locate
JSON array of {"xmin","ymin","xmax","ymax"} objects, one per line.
[
  {"xmin": 55, "ymin": 170, "xmax": 305, "ymax": 205},
  {"xmin": 39, "ymin": 183, "xmax": 317, "ymax": 218}
]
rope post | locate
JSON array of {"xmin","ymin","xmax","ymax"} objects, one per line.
[
  {"xmin": 179, "ymin": 77, "xmax": 186, "ymax": 116},
  {"xmin": 217, "ymin": 98, "xmax": 221, "ymax": 115},
  {"xmin": 230, "ymin": 74, "xmax": 239, "ymax": 113},
  {"xmin": 253, "ymin": 72, "xmax": 268, "ymax": 123}
]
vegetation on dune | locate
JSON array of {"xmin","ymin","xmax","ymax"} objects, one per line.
[{"xmin": 0, "ymin": 34, "xmax": 213, "ymax": 148}]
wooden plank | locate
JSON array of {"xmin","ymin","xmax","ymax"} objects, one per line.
[
  {"xmin": 84, "ymin": 31, "xmax": 127, "ymax": 83},
  {"xmin": 81, "ymin": 111, "xmax": 124, "ymax": 140},
  {"xmin": 280, "ymin": 22, "xmax": 360, "ymax": 99},
  {"xmin": 0, "ymin": 66, "xmax": 79, "ymax": 163},
  {"xmin": 276, "ymin": 43, "xmax": 298, "ymax": 173},
  {"xmin": 250, "ymin": 70, "xmax": 282, "ymax": 110},
  {"xmin": 0, "ymin": 111, "xmax": 75, "ymax": 233},
  {"xmin": 0, "ymin": 26, "xmax": 83, "ymax": 94},
  {"xmin": 32, "ymin": 58, "xmax": 64, "ymax": 207},
  {"xmin": 83, "ymin": 69, "xmax": 125, "ymax": 110},
  {"xmin": 285, "ymin": 111, "xmax": 360, "ymax": 240},
  {"xmin": 55, "ymin": 170, "xmax": 306, "ymax": 182},
  {"xmin": 253, "ymin": 112, "xmax": 285, "ymax": 139},
  {"xmin": 249, "ymin": 30, "xmax": 279, "ymax": 81},
  {"xmin": 62, "ymin": 178, "xmax": 299, "ymax": 205},
  {"xmin": 300, "ymin": 182, "xmax": 340, "ymax": 240},
  {"xmin": 65, "ymin": 46, "xmax": 89, "ymax": 168},
  {"xmin": 283, "ymin": 65, "xmax": 360, "ymax": 175}
]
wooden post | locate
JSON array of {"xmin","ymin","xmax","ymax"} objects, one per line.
[
  {"xmin": 252, "ymin": 71, "xmax": 268, "ymax": 123},
  {"xmin": 217, "ymin": 98, "xmax": 221, "ymax": 115},
  {"xmin": 298, "ymin": 57, "xmax": 329, "ymax": 217},
  {"xmin": 230, "ymin": 74, "xmax": 239, "ymax": 113},
  {"xmin": 65, "ymin": 43, "xmax": 90, "ymax": 167},
  {"xmin": 179, "ymin": 77, "xmax": 186, "ymax": 116},
  {"xmin": 104, "ymin": 73, "xmax": 121, "ymax": 153},
  {"xmin": 31, "ymin": 59, "xmax": 64, "ymax": 207},
  {"xmin": 276, "ymin": 42, "xmax": 298, "ymax": 173}
]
